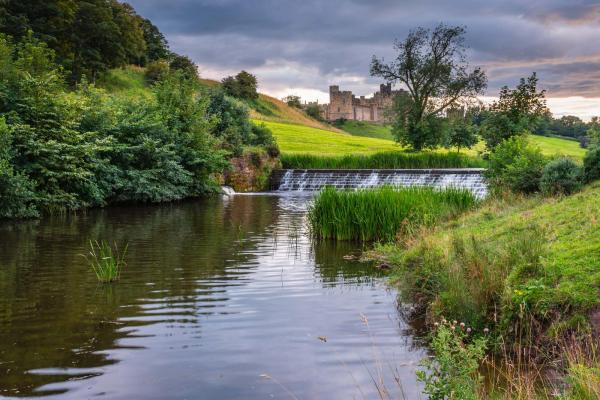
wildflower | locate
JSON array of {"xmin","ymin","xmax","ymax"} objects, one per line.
[
  {"xmin": 484, "ymin": 328, "xmax": 489, "ymax": 334},
  {"xmin": 466, "ymin": 327, "xmax": 472, "ymax": 334}
]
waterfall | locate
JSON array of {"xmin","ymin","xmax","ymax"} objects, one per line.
[{"xmin": 271, "ymin": 169, "xmax": 488, "ymax": 198}]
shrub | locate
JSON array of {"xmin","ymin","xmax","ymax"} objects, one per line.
[
  {"xmin": 485, "ymin": 136, "xmax": 547, "ymax": 194},
  {"xmin": 417, "ymin": 323, "xmax": 487, "ymax": 400},
  {"xmin": 540, "ymin": 158, "xmax": 582, "ymax": 195},
  {"xmin": 144, "ymin": 60, "xmax": 169, "ymax": 83},
  {"xmin": 583, "ymin": 147, "xmax": 600, "ymax": 183}
]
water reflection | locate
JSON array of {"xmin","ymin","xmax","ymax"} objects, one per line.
[{"xmin": 0, "ymin": 195, "xmax": 425, "ymax": 399}]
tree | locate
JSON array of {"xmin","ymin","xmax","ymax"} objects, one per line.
[
  {"xmin": 371, "ymin": 24, "xmax": 487, "ymax": 150},
  {"xmin": 283, "ymin": 95, "xmax": 301, "ymax": 108},
  {"xmin": 139, "ymin": 17, "xmax": 169, "ymax": 63},
  {"xmin": 169, "ymin": 53, "xmax": 198, "ymax": 81},
  {"xmin": 446, "ymin": 121, "xmax": 478, "ymax": 153},
  {"xmin": 305, "ymin": 103, "xmax": 323, "ymax": 121},
  {"xmin": 221, "ymin": 70, "xmax": 258, "ymax": 100},
  {"xmin": 480, "ymin": 73, "xmax": 548, "ymax": 149}
]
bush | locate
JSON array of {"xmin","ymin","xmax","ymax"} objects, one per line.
[
  {"xmin": 144, "ymin": 60, "xmax": 169, "ymax": 83},
  {"xmin": 485, "ymin": 136, "xmax": 547, "ymax": 194},
  {"xmin": 540, "ymin": 158, "xmax": 582, "ymax": 195},
  {"xmin": 583, "ymin": 147, "xmax": 600, "ymax": 183}
]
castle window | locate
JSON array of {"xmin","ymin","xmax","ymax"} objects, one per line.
[{"xmin": 337, "ymin": 107, "xmax": 340, "ymax": 112}]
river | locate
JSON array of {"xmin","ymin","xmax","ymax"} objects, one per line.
[{"xmin": 0, "ymin": 194, "xmax": 425, "ymax": 399}]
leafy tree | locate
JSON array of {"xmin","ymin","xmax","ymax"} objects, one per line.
[
  {"xmin": 305, "ymin": 103, "xmax": 323, "ymax": 121},
  {"xmin": 446, "ymin": 120, "xmax": 479, "ymax": 153},
  {"xmin": 207, "ymin": 90, "xmax": 253, "ymax": 155},
  {"xmin": 283, "ymin": 95, "xmax": 301, "ymax": 108},
  {"xmin": 480, "ymin": 73, "xmax": 548, "ymax": 149},
  {"xmin": 587, "ymin": 124, "xmax": 600, "ymax": 149},
  {"xmin": 540, "ymin": 158, "xmax": 582, "ymax": 196},
  {"xmin": 109, "ymin": 0, "xmax": 146, "ymax": 65},
  {"xmin": 139, "ymin": 17, "xmax": 169, "ymax": 63},
  {"xmin": 221, "ymin": 70, "xmax": 258, "ymax": 100},
  {"xmin": 371, "ymin": 24, "xmax": 487, "ymax": 150},
  {"xmin": 169, "ymin": 53, "xmax": 198, "ymax": 81}
]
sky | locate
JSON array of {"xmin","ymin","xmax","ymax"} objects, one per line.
[{"xmin": 128, "ymin": 0, "xmax": 600, "ymax": 120}]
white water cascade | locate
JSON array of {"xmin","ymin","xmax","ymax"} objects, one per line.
[{"xmin": 271, "ymin": 169, "xmax": 488, "ymax": 198}]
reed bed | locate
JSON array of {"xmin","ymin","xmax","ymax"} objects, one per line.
[
  {"xmin": 282, "ymin": 152, "xmax": 486, "ymax": 170},
  {"xmin": 84, "ymin": 240, "xmax": 128, "ymax": 283},
  {"xmin": 308, "ymin": 186, "xmax": 477, "ymax": 242}
]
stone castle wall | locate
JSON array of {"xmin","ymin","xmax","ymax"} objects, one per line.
[{"xmin": 320, "ymin": 83, "xmax": 405, "ymax": 123}]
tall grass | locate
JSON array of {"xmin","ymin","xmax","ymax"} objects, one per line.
[
  {"xmin": 84, "ymin": 240, "xmax": 128, "ymax": 283},
  {"xmin": 308, "ymin": 186, "xmax": 477, "ymax": 242},
  {"xmin": 282, "ymin": 151, "xmax": 486, "ymax": 170}
]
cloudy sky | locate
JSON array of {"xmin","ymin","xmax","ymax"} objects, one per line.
[{"xmin": 128, "ymin": 0, "xmax": 600, "ymax": 120}]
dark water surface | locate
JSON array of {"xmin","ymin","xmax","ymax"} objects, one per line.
[{"xmin": 0, "ymin": 194, "xmax": 424, "ymax": 399}]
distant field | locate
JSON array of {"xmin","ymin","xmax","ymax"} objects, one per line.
[
  {"xmin": 337, "ymin": 120, "xmax": 586, "ymax": 159},
  {"xmin": 530, "ymin": 135, "xmax": 586, "ymax": 159},
  {"xmin": 255, "ymin": 120, "xmax": 403, "ymax": 155}
]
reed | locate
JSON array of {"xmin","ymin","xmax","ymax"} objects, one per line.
[
  {"xmin": 308, "ymin": 186, "xmax": 477, "ymax": 242},
  {"xmin": 85, "ymin": 240, "xmax": 128, "ymax": 283},
  {"xmin": 282, "ymin": 151, "xmax": 486, "ymax": 170}
]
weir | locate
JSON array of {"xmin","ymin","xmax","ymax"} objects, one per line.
[{"xmin": 270, "ymin": 169, "xmax": 488, "ymax": 198}]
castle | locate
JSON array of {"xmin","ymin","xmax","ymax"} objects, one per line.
[{"xmin": 319, "ymin": 83, "xmax": 406, "ymax": 123}]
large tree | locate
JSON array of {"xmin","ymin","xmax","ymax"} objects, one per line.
[{"xmin": 371, "ymin": 24, "xmax": 487, "ymax": 150}]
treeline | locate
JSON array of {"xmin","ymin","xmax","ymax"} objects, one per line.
[
  {"xmin": 0, "ymin": 13, "xmax": 277, "ymax": 219},
  {"xmin": 0, "ymin": 0, "xmax": 197, "ymax": 82}
]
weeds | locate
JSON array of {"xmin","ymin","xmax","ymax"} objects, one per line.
[
  {"xmin": 282, "ymin": 151, "xmax": 486, "ymax": 170},
  {"xmin": 84, "ymin": 240, "xmax": 128, "ymax": 283},
  {"xmin": 308, "ymin": 186, "xmax": 477, "ymax": 242}
]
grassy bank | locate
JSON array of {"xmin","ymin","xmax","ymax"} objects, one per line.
[
  {"xmin": 372, "ymin": 181, "xmax": 600, "ymax": 344},
  {"xmin": 308, "ymin": 186, "xmax": 477, "ymax": 242},
  {"xmin": 335, "ymin": 120, "xmax": 395, "ymax": 140},
  {"xmin": 282, "ymin": 151, "xmax": 486, "ymax": 169}
]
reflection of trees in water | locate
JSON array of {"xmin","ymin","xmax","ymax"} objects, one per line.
[{"xmin": 0, "ymin": 196, "xmax": 278, "ymax": 397}]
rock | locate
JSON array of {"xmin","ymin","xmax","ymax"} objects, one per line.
[
  {"xmin": 318, "ymin": 336, "xmax": 327, "ymax": 342},
  {"xmin": 342, "ymin": 254, "xmax": 356, "ymax": 260}
]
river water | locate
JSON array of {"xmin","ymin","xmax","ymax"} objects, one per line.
[{"xmin": 0, "ymin": 194, "xmax": 425, "ymax": 399}]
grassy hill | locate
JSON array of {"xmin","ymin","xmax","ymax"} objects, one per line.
[
  {"xmin": 255, "ymin": 120, "xmax": 402, "ymax": 155},
  {"xmin": 335, "ymin": 120, "xmax": 395, "ymax": 140}
]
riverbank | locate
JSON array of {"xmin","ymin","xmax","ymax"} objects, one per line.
[{"xmin": 367, "ymin": 180, "xmax": 600, "ymax": 395}]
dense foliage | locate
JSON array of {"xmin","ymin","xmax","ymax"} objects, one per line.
[
  {"xmin": 0, "ymin": 0, "xmax": 172, "ymax": 82},
  {"xmin": 484, "ymin": 137, "xmax": 547, "ymax": 194},
  {"xmin": 540, "ymin": 158, "xmax": 582, "ymax": 195},
  {"xmin": 478, "ymin": 73, "xmax": 548, "ymax": 150},
  {"xmin": 0, "ymin": 35, "xmax": 276, "ymax": 219},
  {"xmin": 221, "ymin": 70, "xmax": 258, "ymax": 100},
  {"xmin": 583, "ymin": 146, "xmax": 600, "ymax": 183}
]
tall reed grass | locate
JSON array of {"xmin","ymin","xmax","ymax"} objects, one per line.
[
  {"xmin": 84, "ymin": 240, "xmax": 128, "ymax": 283},
  {"xmin": 282, "ymin": 151, "xmax": 486, "ymax": 170},
  {"xmin": 308, "ymin": 186, "xmax": 477, "ymax": 242}
]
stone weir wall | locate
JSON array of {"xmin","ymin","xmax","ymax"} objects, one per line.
[{"xmin": 269, "ymin": 169, "xmax": 488, "ymax": 198}]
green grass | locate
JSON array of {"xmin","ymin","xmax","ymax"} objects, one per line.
[
  {"xmin": 282, "ymin": 152, "xmax": 486, "ymax": 169},
  {"xmin": 308, "ymin": 186, "xmax": 477, "ymax": 242},
  {"xmin": 84, "ymin": 240, "xmax": 128, "ymax": 283},
  {"xmin": 257, "ymin": 120, "xmax": 403, "ymax": 155},
  {"xmin": 335, "ymin": 120, "xmax": 395, "ymax": 140},
  {"xmin": 375, "ymin": 180, "xmax": 600, "ymax": 342},
  {"xmin": 96, "ymin": 66, "xmax": 152, "ymax": 99},
  {"xmin": 529, "ymin": 135, "xmax": 586, "ymax": 159}
]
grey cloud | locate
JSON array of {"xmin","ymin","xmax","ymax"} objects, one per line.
[{"xmin": 128, "ymin": 0, "xmax": 600, "ymax": 98}]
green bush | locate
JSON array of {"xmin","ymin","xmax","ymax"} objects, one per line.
[
  {"xmin": 144, "ymin": 60, "xmax": 169, "ymax": 83},
  {"xmin": 583, "ymin": 146, "xmax": 600, "ymax": 183},
  {"xmin": 485, "ymin": 136, "xmax": 547, "ymax": 194},
  {"xmin": 540, "ymin": 158, "xmax": 582, "ymax": 195},
  {"xmin": 417, "ymin": 323, "xmax": 486, "ymax": 400}
]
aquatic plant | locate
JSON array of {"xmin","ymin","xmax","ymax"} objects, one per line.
[
  {"xmin": 282, "ymin": 151, "xmax": 486, "ymax": 170},
  {"xmin": 308, "ymin": 186, "xmax": 477, "ymax": 242},
  {"xmin": 85, "ymin": 240, "xmax": 128, "ymax": 283}
]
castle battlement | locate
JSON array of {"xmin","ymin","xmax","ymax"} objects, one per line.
[{"xmin": 321, "ymin": 83, "xmax": 405, "ymax": 123}]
